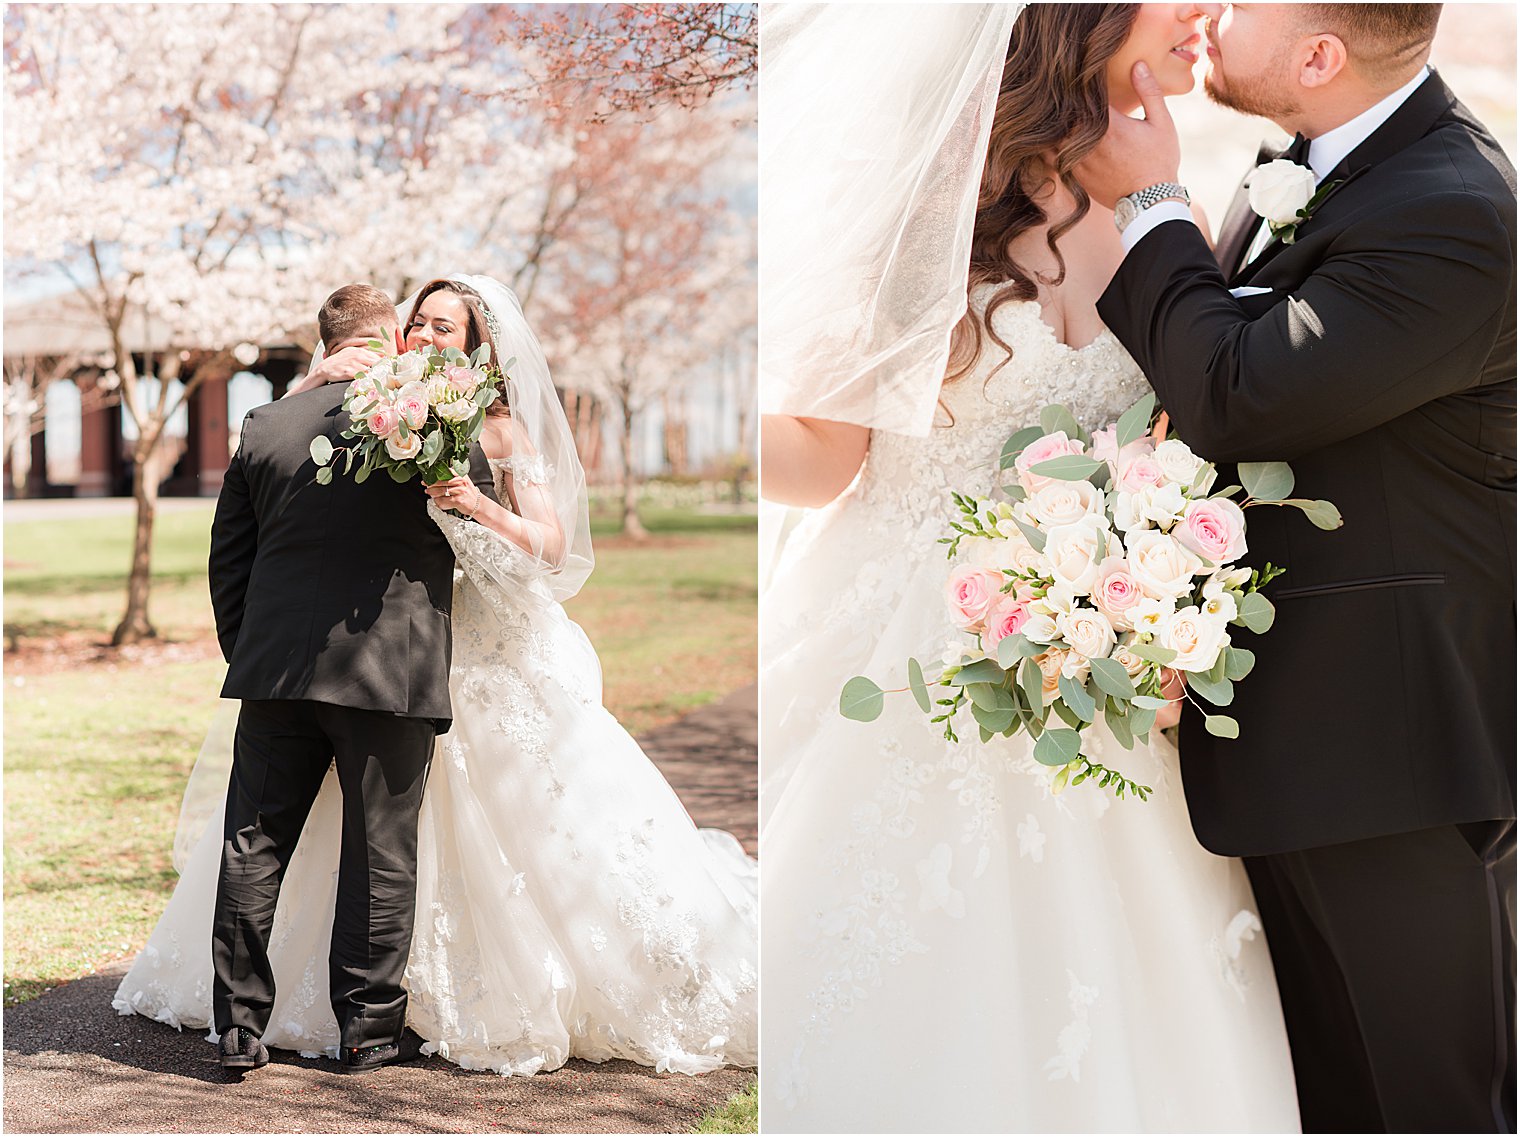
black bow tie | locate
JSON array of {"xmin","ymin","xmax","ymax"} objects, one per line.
[{"xmin": 1281, "ymin": 132, "xmax": 1311, "ymax": 167}]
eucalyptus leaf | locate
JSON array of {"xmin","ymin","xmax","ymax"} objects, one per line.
[
  {"xmin": 1114, "ymin": 392, "xmax": 1156, "ymax": 449},
  {"xmin": 309, "ymin": 436, "xmax": 335, "ymax": 466},
  {"xmin": 999, "ymin": 425, "xmax": 1046, "ymax": 470},
  {"xmin": 1129, "ymin": 642, "xmax": 1178, "ymax": 666},
  {"xmin": 997, "ymin": 634, "xmax": 1043, "ymax": 669},
  {"xmin": 1088, "ymin": 656, "xmax": 1137, "ymax": 699},
  {"xmin": 1211, "ymin": 484, "xmax": 1243, "ymax": 500},
  {"xmin": 1057, "ymin": 672, "xmax": 1096, "ymax": 723},
  {"xmin": 1239, "ymin": 461, "xmax": 1295, "ymax": 502},
  {"xmin": 1033, "ymin": 727, "xmax": 1082, "ymax": 767},
  {"xmin": 1001, "ymin": 484, "xmax": 1027, "ymax": 503},
  {"xmin": 388, "ymin": 463, "xmax": 411, "ymax": 483},
  {"xmin": 971, "ymin": 702, "xmax": 1017, "ymax": 734},
  {"xmin": 1039, "ymin": 404, "xmax": 1088, "ymax": 445},
  {"xmin": 978, "ymin": 725, "xmax": 994, "ymax": 744},
  {"xmin": 950, "ymin": 658, "xmax": 1006, "ymax": 686},
  {"xmin": 1224, "ymin": 647, "xmax": 1256, "ymax": 682},
  {"xmin": 1186, "ymin": 672, "xmax": 1235, "ymax": 707},
  {"xmin": 1014, "ymin": 517, "xmax": 1047, "ymax": 553},
  {"xmin": 1236, "ymin": 592, "xmax": 1276, "ymax": 634},
  {"xmin": 1294, "ymin": 498, "xmax": 1344, "ymax": 530},
  {"xmin": 840, "ymin": 677, "xmax": 885, "ymax": 722},
  {"xmin": 1020, "ymin": 658, "xmax": 1045, "ymax": 713},
  {"xmin": 908, "ymin": 658, "xmax": 931, "ymax": 714},
  {"xmin": 1205, "ymin": 714, "xmax": 1241, "ymax": 739},
  {"xmin": 343, "ymin": 448, "xmax": 357, "ymax": 475},
  {"xmin": 1130, "ymin": 695, "xmax": 1171, "ymax": 711},
  {"xmin": 1052, "ymin": 700, "xmax": 1082, "ymax": 730},
  {"xmin": 420, "ymin": 431, "xmax": 444, "ymax": 465},
  {"xmin": 314, "ymin": 465, "xmax": 333, "ymax": 485},
  {"xmin": 1105, "ymin": 698, "xmax": 1135, "ymax": 751},
  {"xmin": 967, "ymin": 682, "xmax": 1015, "ymax": 712},
  {"xmin": 1202, "ymin": 648, "xmax": 1229, "ymax": 685},
  {"xmin": 1027, "ymin": 454, "xmax": 1106, "ymax": 482},
  {"xmin": 1129, "ymin": 705, "xmax": 1157, "ymax": 738}
]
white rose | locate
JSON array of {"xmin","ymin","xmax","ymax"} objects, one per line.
[
  {"xmin": 385, "ymin": 430, "xmax": 423, "ymax": 461},
  {"xmin": 1159, "ymin": 606, "xmax": 1231, "ymax": 672},
  {"xmin": 1125, "ymin": 529, "xmax": 1205, "ymax": 600},
  {"xmin": 1027, "ymin": 479, "xmax": 1104, "ymax": 530},
  {"xmin": 1247, "ymin": 158, "xmax": 1318, "ymax": 225},
  {"xmin": 394, "ymin": 351, "xmax": 429, "ymax": 384},
  {"xmin": 1152, "ymin": 438, "xmax": 1212, "ymax": 490},
  {"xmin": 1113, "ymin": 490, "xmax": 1152, "ymax": 534},
  {"xmin": 424, "ymin": 376, "xmax": 452, "ymax": 405},
  {"xmin": 1058, "ymin": 607, "xmax": 1117, "ymax": 662},
  {"xmin": 1044, "ymin": 515, "xmax": 1119, "ymax": 596}
]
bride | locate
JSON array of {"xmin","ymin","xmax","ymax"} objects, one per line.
[
  {"xmin": 114, "ymin": 274, "xmax": 758, "ymax": 1077},
  {"xmin": 760, "ymin": 4, "xmax": 1298, "ymax": 1131}
]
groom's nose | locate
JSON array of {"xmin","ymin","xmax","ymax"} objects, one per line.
[{"xmin": 1195, "ymin": 3, "xmax": 1225, "ymax": 21}]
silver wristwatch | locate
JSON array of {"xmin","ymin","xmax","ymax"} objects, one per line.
[{"xmin": 1113, "ymin": 182, "xmax": 1191, "ymax": 231}]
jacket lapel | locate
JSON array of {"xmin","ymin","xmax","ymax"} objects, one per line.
[{"xmin": 1214, "ymin": 141, "xmax": 1277, "ymax": 278}]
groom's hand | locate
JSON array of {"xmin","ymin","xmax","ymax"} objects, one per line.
[{"xmin": 1075, "ymin": 61, "xmax": 1182, "ymax": 209}]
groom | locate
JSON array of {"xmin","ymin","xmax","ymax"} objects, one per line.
[
  {"xmin": 207, "ymin": 283, "xmax": 496, "ymax": 1073},
  {"xmin": 1080, "ymin": 4, "xmax": 1515, "ymax": 1132}
]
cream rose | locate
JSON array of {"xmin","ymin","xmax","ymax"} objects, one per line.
[
  {"xmin": 1158, "ymin": 606, "xmax": 1230, "ymax": 672},
  {"xmin": 385, "ymin": 429, "xmax": 423, "ymax": 461},
  {"xmin": 394, "ymin": 351, "xmax": 428, "ymax": 385},
  {"xmin": 438, "ymin": 398, "xmax": 476, "ymax": 423},
  {"xmin": 366, "ymin": 405, "xmax": 401, "ymax": 439},
  {"xmin": 1125, "ymin": 529, "xmax": 1205, "ymax": 600},
  {"xmin": 1110, "ymin": 641, "xmax": 1149, "ymax": 678},
  {"xmin": 1044, "ymin": 516, "xmax": 1119, "ymax": 597},
  {"xmin": 1175, "ymin": 497, "xmax": 1248, "ymax": 565},
  {"xmin": 1117, "ymin": 455, "xmax": 1167, "ymax": 494},
  {"xmin": 1247, "ymin": 158, "xmax": 1318, "ymax": 226},
  {"xmin": 1058, "ymin": 606, "xmax": 1117, "ymax": 662},
  {"xmin": 1152, "ymin": 438, "xmax": 1211, "ymax": 490},
  {"xmin": 1027, "ymin": 479, "xmax": 1105, "ymax": 529},
  {"xmin": 1034, "ymin": 648, "xmax": 1069, "ymax": 703}
]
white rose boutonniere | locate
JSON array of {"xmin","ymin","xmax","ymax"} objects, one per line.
[{"xmin": 1247, "ymin": 158, "xmax": 1340, "ymax": 246}]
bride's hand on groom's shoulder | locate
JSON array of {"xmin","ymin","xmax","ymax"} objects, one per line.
[{"xmin": 1076, "ymin": 61, "xmax": 1181, "ymax": 210}]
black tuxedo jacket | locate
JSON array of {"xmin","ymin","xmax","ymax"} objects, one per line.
[
  {"xmin": 208, "ymin": 384, "xmax": 497, "ymax": 732},
  {"xmin": 1098, "ymin": 73, "xmax": 1516, "ymax": 856}
]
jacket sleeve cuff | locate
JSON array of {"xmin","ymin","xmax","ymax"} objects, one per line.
[{"xmin": 1120, "ymin": 201, "xmax": 1197, "ymax": 255}]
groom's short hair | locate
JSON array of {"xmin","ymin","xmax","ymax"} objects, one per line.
[
  {"xmin": 1297, "ymin": 4, "xmax": 1442, "ymax": 86},
  {"xmin": 318, "ymin": 284, "xmax": 396, "ymax": 348}
]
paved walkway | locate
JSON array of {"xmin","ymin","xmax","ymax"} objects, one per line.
[{"xmin": 2, "ymin": 686, "xmax": 758, "ymax": 1134}]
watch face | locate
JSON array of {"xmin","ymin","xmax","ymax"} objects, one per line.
[{"xmin": 1115, "ymin": 197, "xmax": 1138, "ymax": 230}]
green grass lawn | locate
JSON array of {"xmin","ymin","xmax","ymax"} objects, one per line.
[
  {"xmin": 3, "ymin": 498, "xmax": 755, "ymax": 1006},
  {"xmin": 694, "ymin": 1082, "xmax": 759, "ymax": 1134}
]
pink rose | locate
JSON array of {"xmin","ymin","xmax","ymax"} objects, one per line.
[
  {"xmin": 1092, "ymin": 426, "xmax": 1154, "ymax": 482},
  {"xmin": 981, "ymin": 595, "xmax": 1032, "ymax": 652},
  {"xmin": 445, "ymin": 365, "xmax": 482, "ymax": 395},
  {"xmin": 946, "ymin": 566, "xmax": 1005, "ymax": 629},
  {"xmin": 1015, "ymin": 431, "xmax": 1086, "ymax": 494},
  {"xmin": 1117, "ymin": 455, "xmax": 1167, "ymax": 493},
  {"xmin": 1091, "ymin": 556, "xmax": 1144, "ymax": 630},
  {"xmin": 367, "ymin": 406, "xmax": 400, "ymax": 439},
  {"xmin": 395, "ymin": 387, "xmax": 429, "ymax": 430},
  {"xmin": 1175, "ymin": 498, "xmax": 1247, "ymax": 565}
]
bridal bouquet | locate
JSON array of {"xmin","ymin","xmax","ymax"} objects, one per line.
[
  {"xmin": 840, "ymin": 395, "xmax": 1341, "ymax": 801},
  {"xmin": 309, "ymin": 342, "xmax": 510, "ymax": 486}
]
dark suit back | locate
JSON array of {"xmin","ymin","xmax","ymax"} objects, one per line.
[
  {"xmin": 208, "ymin": 384, "xmax": 495, "ymax": 731},
  {"xmin": 1098, "ymin": 73, "xmax": 1516, "ymax": 856}
]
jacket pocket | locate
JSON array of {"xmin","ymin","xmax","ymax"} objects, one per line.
[{"xmin": 1275, "ymin": 573, "xmax": 1446, "ymax": 601}]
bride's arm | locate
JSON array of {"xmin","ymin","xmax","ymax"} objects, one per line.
[
  {"xmin": 282, "ymin": 347, "xmax": 381, "ymax": 398},
  {"xmin": 428, "ymin": 417, "xmax": 566, "ymax": 564},
  {"xmin": 760, "ymin": 414, "xmax": 870, "ymax": 509}
]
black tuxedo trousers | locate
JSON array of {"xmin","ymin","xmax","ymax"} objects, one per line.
[
  {"xmin": 1098, "ymin": 74, "xmax": 1516, "ymax": 1131},
  {"xmin": 212, "ymin": 699, "xmax": 435, "ymax": 1049}
]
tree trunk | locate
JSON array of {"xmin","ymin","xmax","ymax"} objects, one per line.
[
  {"xmin": 619, "ymin": 396, "xmax": 648, "ymax": 541},
  {"xmin": 112, "ymin": 440, "xmax": 161, "ymax": 645}
]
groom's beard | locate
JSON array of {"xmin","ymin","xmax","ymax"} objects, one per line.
[{"xmin": 1203, "ymin": 54, "xmax": 1302, "ymax": 122}]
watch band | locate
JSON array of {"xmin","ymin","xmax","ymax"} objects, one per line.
[{"xmin": 1113, "ymin": 182, "xmax": 1191, "ymax": 232}]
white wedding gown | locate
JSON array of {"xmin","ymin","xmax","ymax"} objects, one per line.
[
  {"xmin": 761, "ymin": 291, "xmax": 1300, "ymax": 1131},
  {"xmin": 114, "ymin": 459, "xmax": 758, "ymax": 1076}
]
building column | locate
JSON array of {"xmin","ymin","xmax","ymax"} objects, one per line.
[
  {"xmin": 191, "ymin": 373, "xmax": 229, "ymax": 496},
  {"xmin": 77, "ymin": 377, "xmax": 118, "ymax": 497}
]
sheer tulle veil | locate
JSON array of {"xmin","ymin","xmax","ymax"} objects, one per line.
[
  {"xmin": 760, "ymin": 2, "xmax": 1024, "ymax": 437},
  {"xmin": 175, "ymin": 273, "xmax": 592, "ymax": 864}
]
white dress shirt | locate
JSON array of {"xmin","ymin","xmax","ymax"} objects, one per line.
[{"xmin": 1120, "ymin": 66, "xmax": 1433, "ymax": 268}]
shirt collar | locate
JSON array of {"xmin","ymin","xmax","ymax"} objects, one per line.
[{"xmin": 1308, "ymin": 66, "xmax": 1431, "ymax": 180}]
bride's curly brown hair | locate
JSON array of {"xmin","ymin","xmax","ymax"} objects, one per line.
[{"xmin": 945, "ymin": 3, "xmax": 1140, "ymax": 386}]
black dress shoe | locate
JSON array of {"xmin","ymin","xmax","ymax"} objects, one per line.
[
  {"xmin": 340, "ymin": 1027, "xmax": 426, "ymax": 1074},
  {"xmin": 218, "ymin": 1026, "xmax": 270, "ymax": 1071}
]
